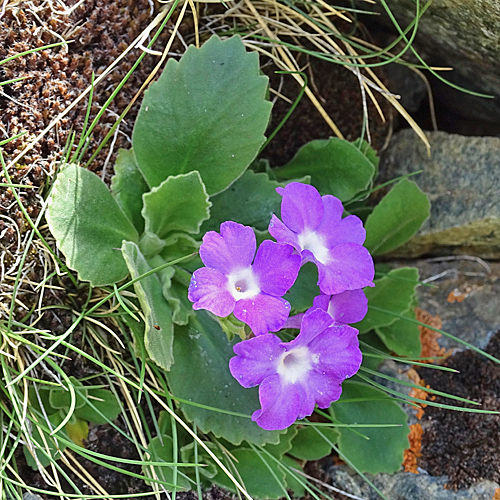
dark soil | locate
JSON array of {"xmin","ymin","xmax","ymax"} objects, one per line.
[
  {"xmin": 263, "ymin": 58, "xmax": 391, "ymax": 166},
  {"xmin": 418, "ymin": 331, "xmax": 500, "ymax": 490}
]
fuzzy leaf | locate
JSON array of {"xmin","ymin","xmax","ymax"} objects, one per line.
[
  {"xmin": 166, "ymin": 310, "xmax": 282, "ymax": 446},
  {"xmin": 330, "ymin": 381, "xmax": 409, "ymax": 474},
  {"xmin": 46, "ymin": 164, "xmax": 139, "ymax": 286},
  {"xmin": 142, "ymin": 171, "xmax": 211, "ymax": 238},
  {"xmin": 273, "ymin": 138, "xmax": 375, "ymax": 201},
  {"xmin": 355, "ymin": 267, "xmax": 419, "ymax": 334},
  {"xmin": 122, "ymin": 241, "xmax": 174, "ymax": 370},
  {"xmin": 201, "ymin": 170, "xmax": 282, "ymax": 233},
  {"xmin": 111, "ymin": 148, "xmax": 148, "ymax": 233},
  {"xmin": 364, "ymin": 179, "xmax": 430, "ymax": 255},
  {"xmin": 132, "ymin": 35, "xmax": 272, "ymax": 195}
]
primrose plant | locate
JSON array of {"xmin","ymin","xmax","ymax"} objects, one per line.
[
  {"xmin": 189, "ymin": 182, "xmax": 373, "ymax": 430},
  {"xmin": 47, "ymin": 35, "xmax": 431, "ymax": 495}
]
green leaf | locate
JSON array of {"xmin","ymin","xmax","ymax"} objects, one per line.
[
  {"xmin": 375, "ymin": 307, "xmax": 421, "ymax": 358},
  {"xmin": 352, "ymin": 139, "xmax": 379, "ymax": 176},
  {"xmin": 364, "ymin": 179, "xmax": 430, "ymax": 255},
  {"xmin": 49, "ymin": 377, "xmax": 87, "ymax": 410},
  {"xmin": 46, "ymin": 164, "xmax": 139, "ymax": 286},
  {"xmin": 289, "ymin": 426, "xmax": 339, "ymax": 461},
  {"xmin": 138, "ymin": 231, "xmax": 167, "ymax": 258},
  {"xmin": 166, "ymin": 310, "xmax": 282, "ymax": 446},
  {"xmin": 359, "ymin": 331, "xmax": 390, "ymax": 372},
  {"xmin": 65, "ymin": 418, "xmax": 88, "ymax": 447},
  {"xmin": 132, "ymin": 35, "xmax": 272, "ymax": 195},
  {"xmin": 144, "ymin": 435, "xmax": 190, "ymax": 491},
  {"xmin": 163, "ymin": 267, "xmax": 195, "ymax": 326},
  {"xmin": 180, "ymin": 441, "xmax": 224, "ymax": 480},
  {"xmin": 75, "ymin": 389, "xmax": 121, "ymax": 425},
  {"xmin": 355, "ymin": 267, "xmax": 419, "ymax": 334},
  {"xmin": 24, "ymin": 413, "xmax": 67, "ymax": 470},
  {"xmin": 149, "ymin": 254, "xmax": 195, "ymax": 326},
  {"xmin": 201, "ymin": 170, "xmax": 282, "ymax": 233},
  {"xmin": 330, "ymin": 381, "xmax": 410, "ymax": 474},
  {"xmin": 111, "ymin": 148, "xmax": 148, "ymax": 233},
  {"xmin": 273, "ymin": 138, "xmax": 376, "ymax": 201},
  {"xmin": 214, "ymin": 448, "xmax": 286, "ymax": 499},
  {"xmin": 282, "ymin": 455, "xmax": 305, "ymax": 497},
  {"xmin": 263, "ymin": 425, "xmax": 298, "ymax": 459},
  {"xmin": 142, "ymin": 171, "xmax": 211, "ymax": 238},
  {"xmin": 122, "ymin": 241, "xmax": 174, "ymax": 370},
  {"xmin": 286, "ymin": 262, "xmax": 319, "ymax": 313}
]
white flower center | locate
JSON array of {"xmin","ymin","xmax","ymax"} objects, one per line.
[
  {"xmin": 276, "ymin": 346, "xmax": 315, "ymax": 384},
  {"xmin": 227, "ymin": 267, "xmax": 260, "ymax": 300},
  {"xmin": 298, "ymin": 230, "xmax": 330, "ymax": 265}
]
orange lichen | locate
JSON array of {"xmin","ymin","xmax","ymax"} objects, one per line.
[
  {"xmin": 493, "ymin": 488, "xmax": 500, "ymax": 500},
  {"xmin": 403, "ymin": 423, "xmax": 423, "ymax": 473},
  {"xmin": 415, "ymin": 308, "xmax": 447, "ymax": 361},
  {"xmin": 447, "ymin": 289, "xmax": 467, "ymax": 303},
  {"xmin": 407, "ymin": 367, "xmax": 431, "ymax": 419}
]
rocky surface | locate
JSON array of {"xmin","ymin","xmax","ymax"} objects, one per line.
[
  {"xmin": 327, "ymin": 465, "xmax": 498, "ymax": 500},
  {"xmin": 364, "ymin": 0, "xmax": 500, "ymax": 124},
  {"xmin": 326, "ymin": 257, "xmax": 500, "ymax": 499},
  {"xmin": 378, "ymin": 130, "xmax": 500, "ymax": 258}
]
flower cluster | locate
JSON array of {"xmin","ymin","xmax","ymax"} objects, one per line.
[{"xmin": 188, "ymin": 182, "xmax": 374, "ymax": 430}]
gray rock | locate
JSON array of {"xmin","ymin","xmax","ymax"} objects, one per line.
[
  {"xmin": 324, "ymin": 259, "xmax": 500, "ymax": 499},
  {"xmin": 365, "ymin": 0, "xmax": 500, "ymax": 122},
  {"xmin": 379, "ymin": 130, "xmax": 500, "ymax": 258},
  {"xmin": 413, "ymin": 258, "xmax": 500, "ymax": 350},
  {"xmin": 326, "ymin": 465, "xmax": 498, "ymax": 500}
]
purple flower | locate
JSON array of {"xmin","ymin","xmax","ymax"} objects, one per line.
[
  {"xmin": 229, "ymin": 308, "xmax": 362, "ymax": 430},
  {"xmin": 285, "ymin": 289, "xmax": 368, "ymax": 329},
  {"xmin": 188, "ymin": 221, "xmax": 301, "ymax": 335},
  {"xmin": 268, "ymin": 183, "xmax": 374, "ymax": 295}
]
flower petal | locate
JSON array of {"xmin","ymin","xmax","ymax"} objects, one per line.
[
  {"xmin": 252, "ymin": 241, "xmax": 301, "ymax": 296},
  {"xmin": 268, "ymin": 215, "xmax": 300, "ymax": 250},
  {"xmin": 283, "ymin": 313, "xmax": 304, "ymax": 329},
  {"xmin": 200, "ymin": 222, "xmax": 256, "ymax": 274},
  {"xmin": 234, "ymin": 294, "xmax": 291, "ymax": 335},
  {"xmin": 295, "ymin": 380, "xmax": 316, "ymax": 420},
  {"xmin": 306, "ymin": 371, "xmax": 343, "ymax": 408},
  {"xmin": 316, "ymin": 243, "xmax": 375, "ymax": 295},
  {"xmin": 309, "ymin": 325, "xmax": 362, "ymax": 380},
  {"xmin": 327, "ymin": 289, "xmax": 368, "ymax": 324},
  {"xmin": 252, "ymin": 374, "xmax": 300, "ymax": 430},
  {"xmin": 229, "ymin": 334, "xmax": 283, "ymax": 388},
  {"xmin": 313, "ymin": 195, "xmax": 343, "ymax": 243},
  {"xmin": 332, "ymin": 215, "xmax": 366, "ymax": 246},
  {"xmin": 311, "ymin": 294, "xmax": 331, "ymax": 312},
  {"xmin": 278, "ymin": 183, "xmax": 324, "ymax": 233},
  {"xmin": 288, "ymin": 308, "xmax": 336, "ymax": 346},
  {"xmin": 188, "ymin": 267, "xmax": 235, "ymax": 317}
]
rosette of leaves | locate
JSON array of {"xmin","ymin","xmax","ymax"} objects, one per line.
[
  {"xmin": 25, "ymin": 377, "xmax": 120, "ymax": 470},
  {"xmin": 47, "ymin": 33, "xmax": 432, "ymax": 495}
]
